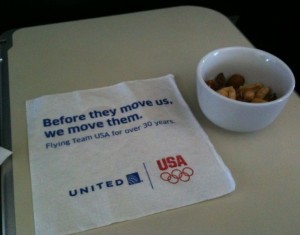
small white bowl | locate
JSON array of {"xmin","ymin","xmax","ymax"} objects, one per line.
[{"xmin": 196, "ymin": 47, "xmax": 295, "ymax": 132}]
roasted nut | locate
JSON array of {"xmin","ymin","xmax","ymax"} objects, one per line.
[
  {"xmin": 206, "ymin": 73, "xmax": 226, "ymax": 91},
  {"xmin": 255, "ymin": 87, "xmax": 270, "ymax": 99},
  {"xmin": 243, "ymin": 90, "xmax": 255, "ymax": 102},
  {"xmin": 217, "ymin": 86, "xmax": 236, "ymax": 100},
  {"xmin": 264, "ymin": 91, "xmax": 277, "ymax": 101},
  {"xmin": 205, "ymin": 79, "xmax": 219, "ymax": 90},
  {"xmin": 228, "ymin": 87, "xmax": 237, "ymax": 100},
  {"xmin": 215, "ymin": 73, "xmax": 226, "ymax": 88},
  {"xmin": 226, "ymin": 74, "xmax": 245, "ymax": 89},
  {"xmin": 240, "ymin": 83, "xmax": 263, "ymax": 92}
]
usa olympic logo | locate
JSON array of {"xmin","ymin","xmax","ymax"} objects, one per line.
[{"xmin": 160, "ymin": 167, "xmax": 194, "ymax": 184}]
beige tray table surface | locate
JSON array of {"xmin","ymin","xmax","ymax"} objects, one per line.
[{"xmin": 5, "ymin": 6, "xmax": 300, "ymax": 235}]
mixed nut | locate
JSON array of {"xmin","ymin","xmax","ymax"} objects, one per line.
[{"xmin": 205, "ymin": 73, "xmax": 277, "ymax": 103}]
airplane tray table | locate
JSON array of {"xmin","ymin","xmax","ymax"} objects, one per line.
[{"xmin": 1, "ymin": 6, "xmax": 300, "ymax": 235}]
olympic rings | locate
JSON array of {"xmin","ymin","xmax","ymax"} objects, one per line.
[{"xmin": 160, "ymin": 167, "xmax": 194, "ymax": 184}]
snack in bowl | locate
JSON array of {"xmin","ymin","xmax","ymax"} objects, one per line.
[
  {"xmin": 205, "ymin": 73, "xmax": 278, "ymax": 103},
  {"xmin": 196, "ymin": 47, "xmax": 295, "ymax": 132}
]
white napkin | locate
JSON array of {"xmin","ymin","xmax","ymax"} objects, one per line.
[
  {"xmin": 0, "ymin": 146, "xmax": 12, "ymax": 165},
  {"xmin": 26, "ymin": 74, "xmax": 235, "ymax": 235}
]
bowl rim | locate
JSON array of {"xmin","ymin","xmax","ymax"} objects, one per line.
[{"xmin": 197, "ymin": 46, "xmax": 296, "ymax": 107}]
